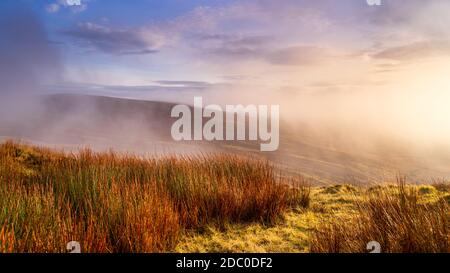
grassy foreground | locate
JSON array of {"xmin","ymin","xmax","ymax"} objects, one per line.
[
  {"xmin": 0, "ymin": 141, "xmax": 449, "ymax": 253},
  {"xmin": 177, "ymin": 183, "xmax": 450, "ymax": 253},
  {"xmin": 0, "ymin": 141, "xmax": 306, "ymax": 252}
]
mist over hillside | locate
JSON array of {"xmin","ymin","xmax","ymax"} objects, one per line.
[{"xmin": 1, "ymin": 93, "xmax": 449, "ymax": 184}]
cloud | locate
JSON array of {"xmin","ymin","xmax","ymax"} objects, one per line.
[
  {"xmin": 154, "ymin": 1, "xmax": 331, "ymax": 58},
  {"xmin": 363, "ymin": 0, "xmax": 450, "ymax": 53},
  {"xmin": 45, "ymin": 82, "xmax": 224, "ymax": 104},
  {"xmin": 154, "ymin": 81, "xmax": 212, "ymax": 88},
  {"xmin": 372, "ymin": 40, "xmax": 450, "ymax": 61},
  {"xmin": 374, "ymin": 0, "xmax": 450, "ymax": 35},
  {"xmin": 62, "ymin": 22, "xmax": 164, "ymax": 55},
  {"xmin": 180, "ymin": 33, "xmax": 276, "ymax": 63},
  {"xmin": 46, "ymin": 0, "xmax": 89, "ymax": 14},
  {"xmin": 205, "ymin": 35, "xmax": 273, "ymax": 58},
  {"xmin": 58, "ymin": 1, "xmax": 334, "ymax": 67},
  {"xmin": 267, "ymin": 46, "xmax": 335, "ymax": 66}
]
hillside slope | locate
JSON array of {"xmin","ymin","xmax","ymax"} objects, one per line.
[{"xmin": 1, "ymin": 94, "xmax": 449, "ymax": 184}]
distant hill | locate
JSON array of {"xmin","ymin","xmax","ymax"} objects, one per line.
[{"xmin": 1, "ymin": 93, "xmax": 449, "ymax": 184}]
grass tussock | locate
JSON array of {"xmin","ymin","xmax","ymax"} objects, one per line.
[
  {"xmin": 311, "ymin": 177, "xmax": 450, "ymax": 253},
  {"xmin": 432, "ymin": 179, "xmax": 450, "ymax": 193},
  {"xmin": 0, "ymin": 141, "xmax": 307, "ymax": 253}
]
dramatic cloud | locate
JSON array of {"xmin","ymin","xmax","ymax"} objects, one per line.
[
  {"xmin": 372, "ymin": 40, "xmax": 450, "ymax": 61},
  {"xmin": 151, "ymin": 1, "xmax": 331, "ymax": 61},
  {"xmin": 62, "ymin": 22, "xmax": 164, "ymax": 55}
]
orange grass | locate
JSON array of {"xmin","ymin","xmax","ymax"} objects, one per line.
[{"xmin": 0, "ymin": 141, "xmax": 306, "ymax": 253}]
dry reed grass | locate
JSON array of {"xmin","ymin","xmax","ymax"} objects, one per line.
[{"xmin": 0, "ymin": 141, "xmax": 307, "ymax": 253}]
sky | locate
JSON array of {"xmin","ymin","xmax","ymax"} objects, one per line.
[
  {"xmin": 1, "ymin": 0, "xmax": 450, "ymax": 149},
  {"xmin": 2, "ymin": 0, "xmax": 448, "ymax": 89}
]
